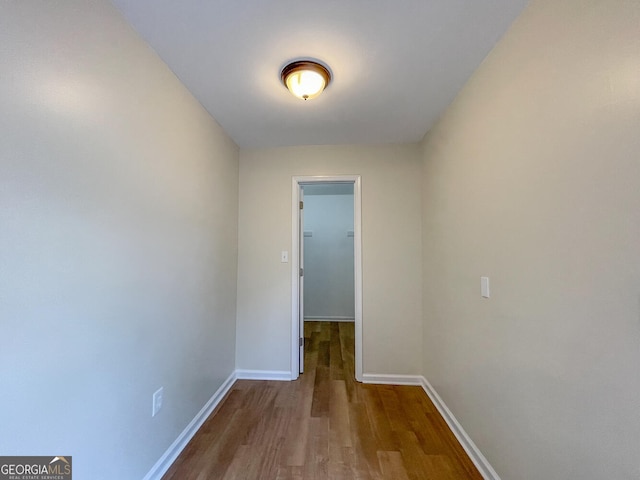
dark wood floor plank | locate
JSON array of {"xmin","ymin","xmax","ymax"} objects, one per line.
[
  {"xmin": 161, "ymin": 321, "xmax": 482, "ymax": 480},
  {"xmin": 377, "ymin": 451, "xmax": 411, "ymax": 480},
  {"xmin": 329, "ymin": 322, "xmax": 344, "ymax": 380},
  {"xmin": 317, "ymin": 340, "xmax": 330, "ymax": 367},
  {"xmin": 329, "ymin": 379, "xmax": 353, "ymax": 453},
  {"xmin": 378, "ymin": 385, "xmax": 413, "ymax": 433},
  {"xmin": 310, "ymin": 364, "xmax": 330, "ymax": 418},
  {"xmin": 362, "ymin": 387, "xmax": 399, "ymax": 452},
  {"xmin": 349, "ymin": 400, "xmax": 384, "ymax": 479}
]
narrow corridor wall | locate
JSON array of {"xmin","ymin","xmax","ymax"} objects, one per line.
[
  {"xmin": 420, "ymin": 0, "xmax": 640, "ymax": 478},
  {"xmin": 0, "ymin": 2, "xmax": 239, "ymax": 478}
]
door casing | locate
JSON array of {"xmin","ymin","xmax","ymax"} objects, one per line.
[{"xmin": 291, "ymin": 175, "xmax": 363, "ymax": 382}]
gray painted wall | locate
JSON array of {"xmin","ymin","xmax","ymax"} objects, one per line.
[
  {"xmin": 0, "ymin": 2, "xmax": 239, "ymax": 479},
  {"xmin": 420, "ymin": 0, "xmax": 640, "ymax": 478},
  {"xmin": 236, "ymin": 145, "xmax": 423, "ymax": 375}
]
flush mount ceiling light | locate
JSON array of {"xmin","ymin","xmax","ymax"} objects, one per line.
[{"xmin": 281, "ymin": 60, "xmax": 332, "ymax": 100}]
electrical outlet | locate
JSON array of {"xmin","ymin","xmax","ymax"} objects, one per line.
[{"xmin": 152, "ymin": 387, "xmax": 163, "ymax": 417}]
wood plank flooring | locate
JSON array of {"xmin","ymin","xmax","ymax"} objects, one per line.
[{"xmin": 162, "ymin": 321, "xmax": 482, "ymax": 480}]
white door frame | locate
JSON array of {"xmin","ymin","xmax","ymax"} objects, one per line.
[{"xmin": 291, "ymin": 175, "xmax": 363, "ymax": 382}]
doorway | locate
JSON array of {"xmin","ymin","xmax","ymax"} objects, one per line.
[
  {"xmin": 291, "ymin": 176, "xmax": 363, "ymax": 382},
  {"xmin": 302, "ymin": 183, "xmax": 355, "ymax": 321}
]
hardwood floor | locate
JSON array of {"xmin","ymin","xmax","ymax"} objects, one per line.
[{"xmin": 162, "ymin": 321, "xmax": 482, "ymax": 480}]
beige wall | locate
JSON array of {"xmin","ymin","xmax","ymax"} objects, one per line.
[
  {"xmin": 237, "ymin": 145, "xmax": 423, "ymax": 376},
  {"xmin": 420, "ymin": 0, "xmax": 640, "ymax": 478},
  {"xmin": 0, "ymin": 2, "xmax": 239, "ymax": 479}
]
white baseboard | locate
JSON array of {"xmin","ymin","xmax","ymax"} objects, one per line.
[
  {"xmin": 420, "ymin": 377, "xmax": 500, "ymax": 480},
  {"xmin": 361, "ymin": 373, "xmax": 423, "ymax": 385},
  {"xmin": 235, "ymin": 369, "xmax": 292, "ymax": 381},
  {"xmin": 142, "ymin": 371, "xmax": 237, "ymax": 480},
  {"xmin": 304, "ymin": 316, "xmax": 355, "ymax": 322}
]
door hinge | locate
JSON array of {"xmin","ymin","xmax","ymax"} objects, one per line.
[
  {"xmin": 299, "ymin": 337, "xmax": 303, "ymax": 347},
  {"xmin": 299, "ymin": 201, "xmax": 304, "ymax": 209},
  {"xmin": 299, "ymin": 267, "xmax": 304, "ymax": 277}
]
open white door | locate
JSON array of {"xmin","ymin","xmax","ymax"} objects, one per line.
[{"xmin": 298, "ymin": 187, "xmax": 305, "ymax": 373}]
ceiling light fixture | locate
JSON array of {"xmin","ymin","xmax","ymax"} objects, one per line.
[{"xmin": 281, "ymin": 60, "xmax": 332, "ymax": 100}]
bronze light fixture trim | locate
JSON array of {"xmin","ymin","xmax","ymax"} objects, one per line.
[{"xmin": 281, "ymin": 60, "xmax": 332, "ymax": 100}]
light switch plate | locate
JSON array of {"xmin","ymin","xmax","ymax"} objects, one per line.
[
  {"xmin": 481, "ymin": 277, "xmax": 490, "ymax": 298},
  {"xmin": 152, "ymin": 387, "xmax": 163, "ymax": 417},
  {"xmin": 281, "ymin": 251, "xmax": 288, "ymax": 263}
]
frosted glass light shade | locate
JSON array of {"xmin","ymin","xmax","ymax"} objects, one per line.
[{"xmin": 281, "ymin": 61, "xmax": 331, "ymax": 100}]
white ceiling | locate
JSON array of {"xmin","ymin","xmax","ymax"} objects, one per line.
[{"xmin": 111, "ymin": 0, "xmax": 529, "ymax": 148}]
